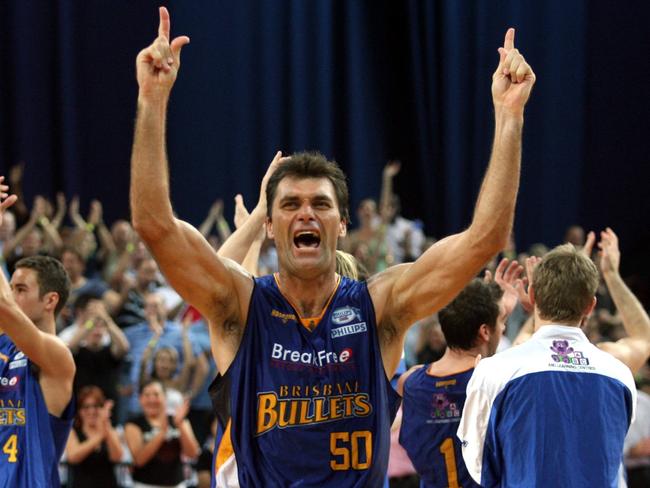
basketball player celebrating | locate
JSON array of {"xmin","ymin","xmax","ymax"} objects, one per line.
[
  {"xmin": 0, "ymin": 179, "xmax": 75, "ymax": 486},
  {"xmin": 130, "ymin": 8, "xmax": 535, "ymax": 486}
]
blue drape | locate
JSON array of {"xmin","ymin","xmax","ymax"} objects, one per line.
[{"xmin": 1, "ymin": 0, "xmax": 648, "ymax": 279}]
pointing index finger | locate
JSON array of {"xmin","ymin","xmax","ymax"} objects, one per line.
[
  {"xmin": 504, "ymin": 27, "xmax": 515, "ymax": 51},
  {"xmin": 158, "ymin": 6, "xmax": 171, "ymax": 40}
]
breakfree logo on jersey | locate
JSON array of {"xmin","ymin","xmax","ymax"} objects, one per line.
[
  {"xmin": 331, "ymin": 322, "xmax": 367, "ymax": 339},
  {"xmin": 271, "ymin": 343, "xmax": 353, "ymax": 368},
  {"xmin": 331, "ymin": 306, "xmax": 362, "ymax": 325},
  {"xmin": 0, "ymin": 376, "xmax": 19, "ymax": 391}
]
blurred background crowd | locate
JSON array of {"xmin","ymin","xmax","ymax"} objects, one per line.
[{"xmin": 1, "ymin": 158, "xmax": 647, "ymax": 487}]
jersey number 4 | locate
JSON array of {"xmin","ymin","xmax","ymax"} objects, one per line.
[
  {"xmin": 330, "ymin": 431, "xmax": 372, "ymax": 470},
  {"xmin": 439, "ymin": 437, "xmax": 459, "ymax": 488},
  {"xmin": 2, "ymin": 434, "xmax": 18, "ymax": 463}
]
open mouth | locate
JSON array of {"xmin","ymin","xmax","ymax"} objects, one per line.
[{"xmin": 293, "ymin": 230, "xmax": 321, "ymax": 249}]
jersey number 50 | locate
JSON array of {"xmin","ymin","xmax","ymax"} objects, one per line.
[{"xmin": 330, "ymin": 431, "xmax": 372, "ymax": 470}]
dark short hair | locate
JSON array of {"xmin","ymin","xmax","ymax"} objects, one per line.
[
  {"xmin": 73, "ymin": 292, "xmax": 101, "ymax": 314},
  {"xmin": 61, "ymin": 246, "xmax": 86, "ymax": 264},
  {"xmin": 139, "ymin": 378, "xmax": 165, "ymax": 395},
  {"xmin": 15, "ymin": 255, "xmax": 70, "ymax": 317},
  {"xmin": 438, "ymin": 279, "xmax": 503, "ymax": 351},
  {"xmin": 266, "ymin": 151, "xmax": 350, "ymax": 223}
]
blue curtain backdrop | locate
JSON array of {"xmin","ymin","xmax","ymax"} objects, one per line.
[{"xmin": 0, "ymin": 1, "xmax": 648, "ymax": 287}]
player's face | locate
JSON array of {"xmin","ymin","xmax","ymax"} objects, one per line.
[
  {"xmin": 267, "ymin": 177, "xmax": 346, "ymax": 278},
  {"xmin": 140, "ymin": 382, "xmax": 166, "ymax": 417},
  {"xmin": 10, "ymin": 268, "xmax": 48, "ymax": 324},
  {"xmin": 486, "ymin": 301, "xmax": 507, "ymax": 356}
]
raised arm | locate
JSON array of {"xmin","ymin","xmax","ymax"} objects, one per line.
[
  {"xmin": 217, "ymin": 151, "xmax": 287, "ymax": 267},
  {"xmin": 0, "ymin": 182, "xmax": 75, "ymax": 415},
  {"xmin": 371, "ymin": 29, "xmax": 535, "ymax": 370},
  {"xmin": 595, "ymin": 228, "xmax": 650, "ymax": 373},
  {"xmin": 130, "ymin": 8, "xmax": 251, "ymax": 329}
]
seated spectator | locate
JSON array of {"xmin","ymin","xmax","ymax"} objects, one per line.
[
  {"xmin": 65, "ymin": 386, "xmax": 123, "ymax": 488},
  {"xmin": 124, "ymin": 380, "xmax": 200, "ymax": 488}
]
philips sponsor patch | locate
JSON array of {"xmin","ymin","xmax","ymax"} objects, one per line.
[
  {"xmin": 331, "ymin": 322, "xmax": 367, "ymax": 339},
  {"xmin": 9, "ymin": 359, "xmax": 27, "ymax": 370},
  {"xmin": 331, "ymin": 306, "xmax": 362, "ymax": 325}
]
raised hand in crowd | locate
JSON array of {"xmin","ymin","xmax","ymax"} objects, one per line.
[
  {"xmin": 485, "ymin": 257, "xmax": 527, "ymax": 316},
  {"xmin": 595, "ymin": 228, "xmax": 650, "ymax": 373},
  {"xmin": 51, "ymin": 192, "xmax": 67, "ymax": 229},
  {"xmin": 7, "ymin": 162, "xmax": 28, "ymax": 223}
]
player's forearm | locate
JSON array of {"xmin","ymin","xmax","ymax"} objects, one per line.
[
  {"xmin": 604, "ymin": 271, "xmax": 650, "ymax": 341},
  {"xmin": 130, "ymin": 99, "xmax": 175, "ymax": 240},
  {"xmin": 470, "ymin": 115, "xmax": 522, "ymax": 253},
  {"xmin": 217, "ymin": 205, "xmax": 266, "ymax": 264},
  {"xmin": 241, "ymin": 238, "xmax": 263, "ymax": 276}
]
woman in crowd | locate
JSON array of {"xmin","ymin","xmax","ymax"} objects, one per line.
[
  {"xmin": 65, "ymin": 386, "xmax": 123, "ymax": 488},
  {"xmin": 124, "ymin": 379, "xmax": 200, "ymax": 488}
]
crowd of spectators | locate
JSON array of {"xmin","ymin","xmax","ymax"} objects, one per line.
[{"xmin": 1, "ymin": 160, "xmax": 648, "ymax": 487}]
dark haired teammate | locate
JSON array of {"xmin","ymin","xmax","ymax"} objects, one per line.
[
  {"xmin": 130, "ymin": 7, "xmax": 535, "ymax": 486},
  {"xmin": 397, "ymin": 265, "xmax": 518, "ymax": 488},
  {"xmin": 0, "ymin": 178, "xmax": 75, "ymax": 486}
]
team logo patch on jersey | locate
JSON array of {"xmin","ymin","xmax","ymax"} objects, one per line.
[
  {"xmin": 9, "ymin": 359, "xmax": 27, "ymax": 370},
  {"xmin": 271, "ymin": 309, "xmax": 297, "ymax": 324},
  {"xmin": 430, "ymin": 393, "xmax": 460, "ymax": 423},
  {"xmin": 331, "ymin": 322, "xmax": 367, "ymax": 339},
  {"xmin": 550, "ymin": 340, "xmax": 590, "ymax": 366},
  {"xmin": 13, "ymin": 352, "xmax": 25, "ymax": 360},
  {"xmin": 331, "ymin": 306, "xmax": 362, "ymax": 325}
]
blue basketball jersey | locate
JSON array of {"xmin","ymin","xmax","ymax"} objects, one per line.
[
  {"xmin": 399, "ymin": 366, "xmax": 479, "ymax": 488},
  {"xmin": 0, "ymin": 334, "xmax": 74, "ymax": 487},
  {"xmin": 226, "ymin": 274, "xmax": 400, "ymax": 487}
]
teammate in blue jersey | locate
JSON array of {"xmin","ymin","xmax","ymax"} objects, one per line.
[
  {"xmin": 130, "ymin": 8, "xmax": 535, "ymax": 486},
  {"xmin": 458, "ymin": 244, "xmax": 637, "ymax": 487},
  {"xmin": 398, "ymin": 275, "xmax": 512, "ymax": 488},
  {"xmin": 0, "ymin": 181, "xmax": 76, "ymax": 487}
]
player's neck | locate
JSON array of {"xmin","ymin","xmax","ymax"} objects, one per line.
[
  {"xmin": 427, "ymin": 347, "xmax": 481, "ymax": 376},
  {"xmin": 35, "ymin": 316, "xmax": 56, "ymax": 335},
  {"xmin": 275, "ymin": 270, "xmax": 339, "ymax": 318},
  {"xmin": 534, "ymin": 309, "xmax": 582, "ymax": 330}
]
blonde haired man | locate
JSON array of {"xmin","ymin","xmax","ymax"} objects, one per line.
[{"xmin": 459, "ymin": 244, "xmax": 636, "ymax": 487}]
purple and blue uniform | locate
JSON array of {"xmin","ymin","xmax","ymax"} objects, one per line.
[
  {"xmin": 400, "ymin": 366, "xmax": 480, "ymax": 488},
  {"xmin": 0, "ymin": 334, "xmax": 73, "ymax": 487},
  {"xmin": 222, "ymin": 274, "xmax": 400, "ymax": 487}
]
